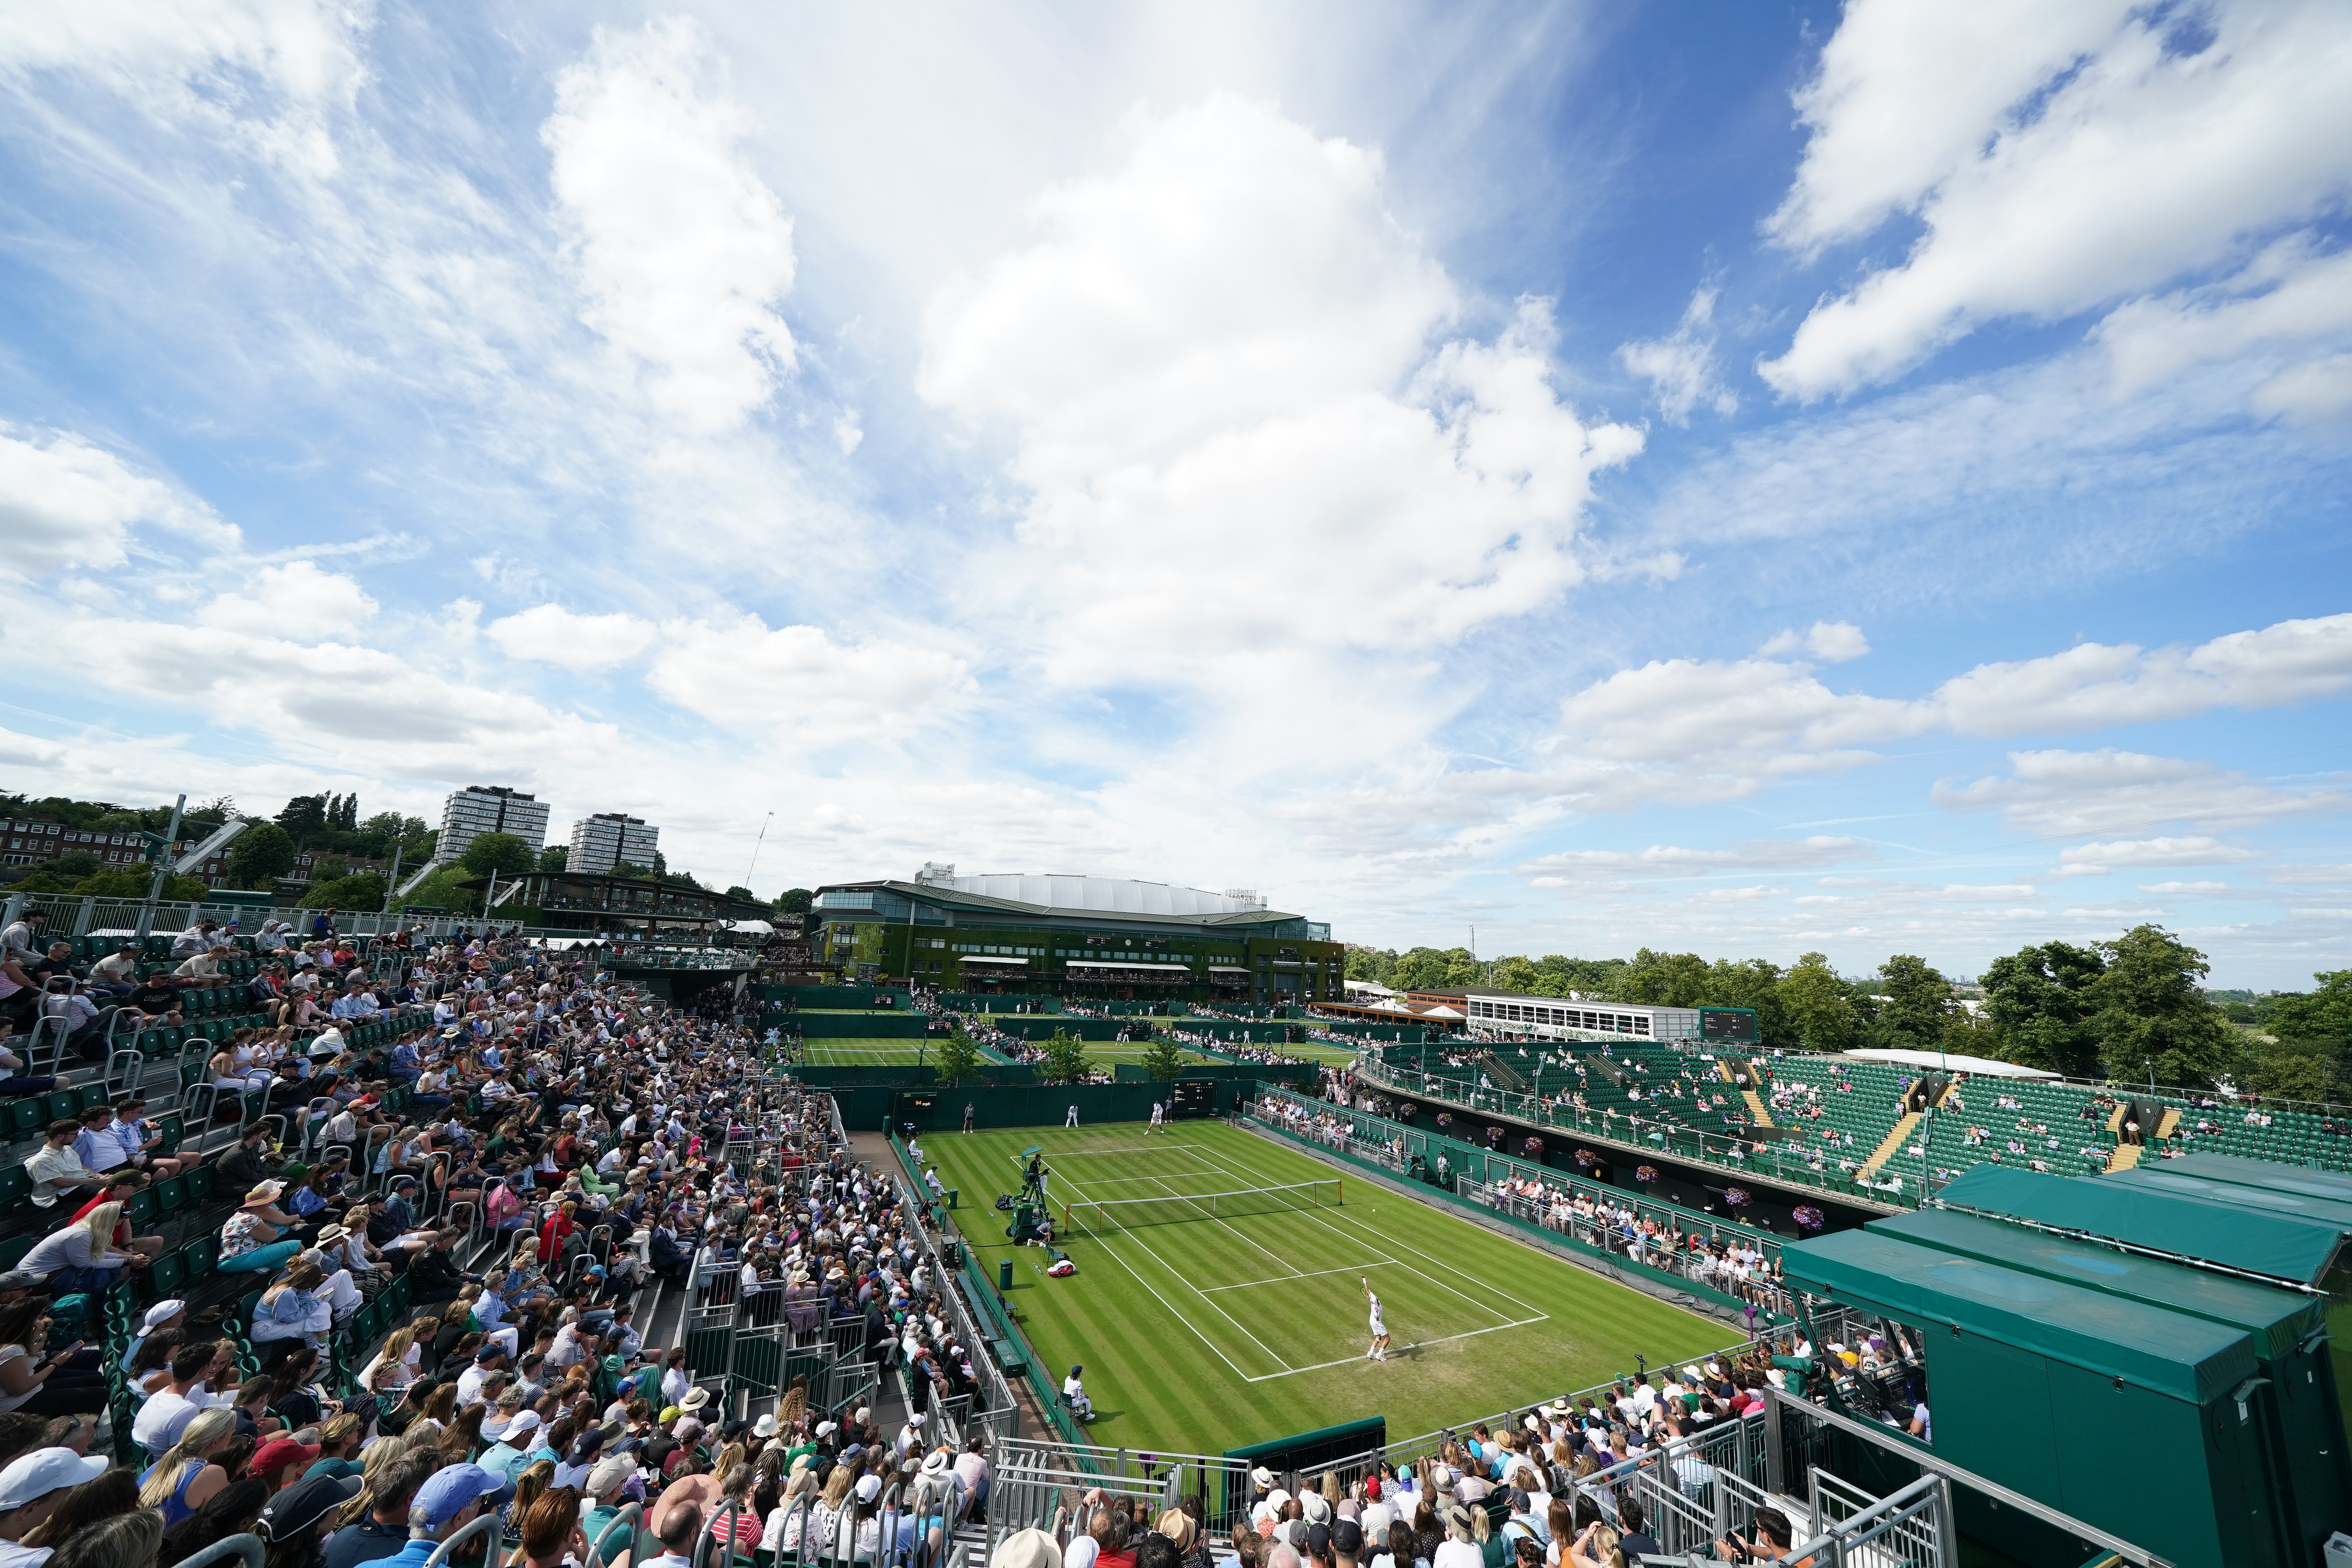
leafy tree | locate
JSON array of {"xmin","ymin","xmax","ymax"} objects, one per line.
[
  {"xmin": 1345, "ymin": 947, "xmax": 1397, "ymax": 985},
  {"xmin": 2243, "ymin": 1046, "xmax": 2332, "ymax": 1107},
  {"xmin": 724, "ymin": 884, "xmax": 756, "ymax": 901},
  {"xmin": 459, "ymin": 831, "xmax": 536, "ymax": 878},
  {"xmin": 1940, "ymin": 1008, "xmax": 2002, "ymax": 1058},
  {"xmin": 1140, "ymin": 1029, "xmax": 1187, "ymax": 1082},
  {"xmin": 65, "ymin": 867, "xmax": 207, "ymax": 900},
  {"xmin": 1983, "ymin": 941, "xmax": 2106, "ymax": 1076},
  {"xmin": 311, "ymin": 856, "xmax": 348, "ymax": 882},
  {"xmin": 932, "ymin": 1026, "xmax": 983, "ymax": 1086},
  {"xmin": 302, "ymin": 871, "xmax": 386, "ymax": 910},
  {"xmin": 2089, "ymin": 924, "xmax": 2240, "ymax": 1090},
  {"xmin": 274, "ymin": 794, "xmax": 329, "ymax": 847},
  {"xmin": 1391, "ymin": 946, "xmax": 1475, "ymax": 991},
  {"xmin": 1492, "ymin": 955, "xmax": 1539, "ymax": 993},
  {"xmin": 1037, "ymin": 1028, "xmax": 1093, "ymax": 1085},
  {"xmin": 2267, "ymin": 972, "xmax": 2352, "ymax": 1056},
  {"xmin": 612, "ymin": 862, "xmax": 651, "ymax": 880},
  {"xmin": 227, "ymin": 822, "xmax": 298, "ymax": 890},
  {"xmin": 53, "ymin": 850, "xmax": 100, "ymax": 880},
  {"xmin": 1778, "ymin": 953, "xmax": 1863, "ymax": 1053},
  {"xmin": 1531, "ymin": 955, "xmax": 1631, "ymax": 998},
  {"xmin": 1870, "ymin": 955, "xmax": 1957, "ymax": 1051},
  {"xmin": 775, "ymin": 888, "xmax": 814, "ymax": 915},
  {"xmin": 401, "ymin": 864, "xmax": 478, "ymax": 914},
  {"xmin": 1621, "ymin": 949, "xmax": 1714, "ymax": 1007},
  {"xmin": 536, "ymin": 846, "xmax": 571, "ymax": 873}
]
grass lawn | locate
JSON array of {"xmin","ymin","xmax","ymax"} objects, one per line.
[
  {"xmin": 801, "ymin": 1037, "xmax": 937, "ymax": 1065},
  {"xmin": 919, "ymin": 1120, "xmax": 1733, "ymax": 1457}
]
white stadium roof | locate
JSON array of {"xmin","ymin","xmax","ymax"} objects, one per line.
[{"xmin": 937, "ymin": 875, "xmax": 1267, "ymax": 917}]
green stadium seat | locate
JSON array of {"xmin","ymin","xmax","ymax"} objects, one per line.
[
  {"xmin": 144, "ymin": 1250, "xmax": 186, "ymax": 1299},
  {"xmin": 43, "ymin": 1091, "xmax": 77, "ymax": 1124},
  {"xmin": 74, "ymin": 1083, "xmax": 108, "ymax": 1114},
  {"xmin": 124, "ymin": 1189, "xmax": 157, "ymax": 1230},
  {"xmin": 6, "ymin": 1099, "xmax": 40, "ymax": 1138},
  {"xmin": 181, "ymin": 1236, "xmax": 214, "ymax": 1286},
  {"xmin": 154, "ymin": 1173, "xmax": 188, "ymax": 1218},
  {"xmin": 0, "ymin": 1234, "xmax": 33, "ymax": 1272},
  {"xmin": 157, "ymin": 1114, "xmax": 184, "ymax": 1156}
]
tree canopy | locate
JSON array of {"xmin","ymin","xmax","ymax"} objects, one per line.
[{"xmin": 459, "ymin": 831, "xmax": 537, "ymax": 877}]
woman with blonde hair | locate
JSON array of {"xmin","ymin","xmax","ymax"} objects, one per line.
[
  {"xmin": 1562, "ymin": 1523, "xmax": 1623, "ymax": 1568},
  {"xmin": 503, "ymin": 1460, "xmax": 560, "ymax": 1544},
  {"xmin": 138, "ymin": 1406, "xmax": 238, "ymax": 1526},
  {"xmin": 15, "ymin": 1201, "xmax": 136, "ymax": 1299}
]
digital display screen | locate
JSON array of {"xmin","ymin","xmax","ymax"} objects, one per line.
[
  {"xmin": 1700, "ymin": 1008, "xmax": 1758, "ymax": 1044},
  {"xmin": 1169, "ymin": 1080, "xmax": 1216, "ymax": 1116}
]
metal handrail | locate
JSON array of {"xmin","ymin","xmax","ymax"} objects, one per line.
[
  {"xmin": 163, "ymin": 1531, "xmax": 265, "ymax": 1568},
  {"xmin": 423, "ymin": 1510, "xmax": 506, "ymax": 1568},
  {"xmin": 589, "ymin": 1501, "xmax": 643, "ymax": 1568}
]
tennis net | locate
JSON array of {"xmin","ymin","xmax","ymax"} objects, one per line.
[{"xmin": 1064, "ymin": 1178, "xmax": 1341, "ymax": 1234}]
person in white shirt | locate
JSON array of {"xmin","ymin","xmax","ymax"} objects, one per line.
[
  {"xmin": 1061, "ymin": 1365, "xmax": 1093, "ymax": 1421},
  {"xmin": 0, "ymin": 1444, "xmax": 110, "ymax": 1566}
]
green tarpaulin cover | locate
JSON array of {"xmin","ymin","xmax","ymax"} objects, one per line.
[
  {"xmin": 1936, "ymin": 1163, "xmax": 2347, "ymax": 1287},
  {"xmin": 1785, "ymin": 1225, "xmax": 2258, "ymax": 1403},
  {"xmin": 1874, "ymin": 1207, "xmax": 2320, "ymax": 1359}
]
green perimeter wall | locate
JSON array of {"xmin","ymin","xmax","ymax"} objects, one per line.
[
  {"xmin": 793, "ymin": 1014, "xmax": 936, "ymax": 1038},
  {"xmin": 822, "ymin": 1073, "xmax": 1308, "ymax": 1133}
]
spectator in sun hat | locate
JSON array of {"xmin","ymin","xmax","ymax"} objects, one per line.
[{"xmin": 377, "ymin": 1465, "xmax": 515, "ymax": 1568}]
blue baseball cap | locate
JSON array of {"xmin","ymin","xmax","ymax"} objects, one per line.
[{"xmin": 412, "ymin": 1465, "xmax": 513, "ymax": 1529}]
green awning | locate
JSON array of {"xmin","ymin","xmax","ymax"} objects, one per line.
[
  {"xmin": 1785, "ymin": 1226, "xmax": 2259, "ymax": 1403},
  {"xmin": 1936, "ymin": 1163, "xmax": 2347, "ymax": 1287},
  {"xmin": 1873, "ymin": 1207, "xmax": 2321, "ymax": 1361}
]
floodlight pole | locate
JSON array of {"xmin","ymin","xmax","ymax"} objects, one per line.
[{"xmin": 134, "ymin": 795, "xmax": 188, "ymax": 943}]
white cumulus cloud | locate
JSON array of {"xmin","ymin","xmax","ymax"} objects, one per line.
[
  {"xmin": 198, "ymin": 561, "xmax": 377, "ymax": 641},
  {"xmin": 544, "ymin": 18, "xmax": 798, "ymax": 432},
  {"xmin": 1617, "ymin": 287, "xmax": 1737, "ymax": 423},
  {"xmin": 922, "ymin": 95, "xmax": 1641, "ymax": 685},
  {"xmin": 2050, "ymin": 836, "xmax": 2269, "ymax": 877},
  {"xmin": 1761, "ymin": 0, "xmax": 2352, "ymax": 398},
  {"xmin": 1935, "ymin": 749, "xmax": 2351, "ymax": 835},
  {"xmin": 485, "ymin": 604, "xmax": 657, "ymax": 670},
  {"xmin": 0, "ymin": 426, "xmax": 236, "ymax": 575},
  {"xmin": 648, "ymin": 616, "xmax": 972, "ymax": 746},
  {"xmin": 1522, "ymin": 835, "xmax": 1868, "ymax": 886},
  {"xmin": 1759, "ymin": 621, "xmax": 1870, "ymax": 662}
]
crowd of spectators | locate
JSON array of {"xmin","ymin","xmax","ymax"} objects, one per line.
[{"xmin": 0, "ymin": 913, "xmax": 1016, "ymax": 1568}]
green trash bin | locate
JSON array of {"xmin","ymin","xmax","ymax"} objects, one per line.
[
  {"xmin": 947, "ymin": 1189, "xmax": 958, "ymax": 1209},
  {"xmin": 999, "ymin": 1258, "xmax": 1013, "ymax": 1292}
]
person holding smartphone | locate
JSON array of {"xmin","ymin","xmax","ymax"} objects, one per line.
[{"xmin": 0, "ymin": 1301, "xmax": 105, "ymax": 1417}]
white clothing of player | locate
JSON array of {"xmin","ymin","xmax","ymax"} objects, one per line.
[
  {"xmin": 1149, "ymin": 1103, "xmax": 1164, "ymax": 1132},
  {"xmin": 1365, "ymin": 1287, "xmax": 1389, "ymax": 1361},
  {"xmin": 1065, "ymin": 1105, "xmax": 1079, "ymax": 1127}
]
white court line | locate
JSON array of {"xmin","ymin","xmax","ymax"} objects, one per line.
[
  {"xmin": 1132, "ymin": 1170, "xmax": 1304, "ymax": 1278},
  {"xmin": 1266, "ymin": 1317, "xmax": 1549, "ymax": 1379},
  {"xmin": 1187, "ymin": 1133, "xmax": 1546, "ymax": 1328},
  {"xmin": 1200, "ymin": 1261, "xmax": 1392, "ymax": 1293},
  {"xmin": 1007, "ymin": 1151, "xmax": 1295, "ymax": 1378},
  {"xmin": 1045, "ymin": 1144, "xmax": 1218, "ymax": 1159}
]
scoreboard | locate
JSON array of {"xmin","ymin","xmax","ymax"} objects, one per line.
[
  {"xmin": 1699, "ymin": 1007, "xmax": 1759, "ymax": 1044},
  {"xmin": 1168, "ymin": 1080, "xmax": 1218, "ymax": 1117}
]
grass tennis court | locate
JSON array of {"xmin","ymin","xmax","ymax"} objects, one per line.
[
  {"xmin": 919, "ymin": 1120, "xmax": 1731, "ymax": 1456},
  {"xmin": 792, "ymin": 1036, "xmax": 1225, "ymax": 1068}
]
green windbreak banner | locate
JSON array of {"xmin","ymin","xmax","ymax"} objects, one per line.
[
  {"xmin": 1936, "ymin": 1162, "xmax": 2347, "ymax": 1287},
  {"xmin": 1783, "ymin": 1226, "xmax": 2257, "ymax": 1403}
]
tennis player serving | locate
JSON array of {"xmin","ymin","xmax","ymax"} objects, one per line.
[{"xmin": 1363, "ymin": 1277, "xmax": 1390, "ymax": 1361}]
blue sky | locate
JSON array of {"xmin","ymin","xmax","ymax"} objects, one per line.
[{"xmin": 1, "ymin": 0, "xmax": 2348, "ymax": 986}]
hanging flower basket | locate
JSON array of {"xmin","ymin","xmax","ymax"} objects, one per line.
[
  {"xmin": 1792, "ymin": 1205, "xmax": 1826, "ymax": 1230},
  {"xmin": 1636, "ymin": 1165, "xmax": 1661, "ymax": 1182},
  {"xmin": 1574, "ymin": 1148, "xmax": 1600, "ymax": 1167},
  {"xmin": 1723, "ymin": 1186, "xmax": 1752, "ymax": 1208}
]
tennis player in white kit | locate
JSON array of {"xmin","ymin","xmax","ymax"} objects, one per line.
[
  {"xmin": 1363, "ymin": 1278, "xmax": 1390, "ymax": 1361},
  {"xmin": 1148, "ymin": 1102, "xmax": 1165, "ymax": 1134}
]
